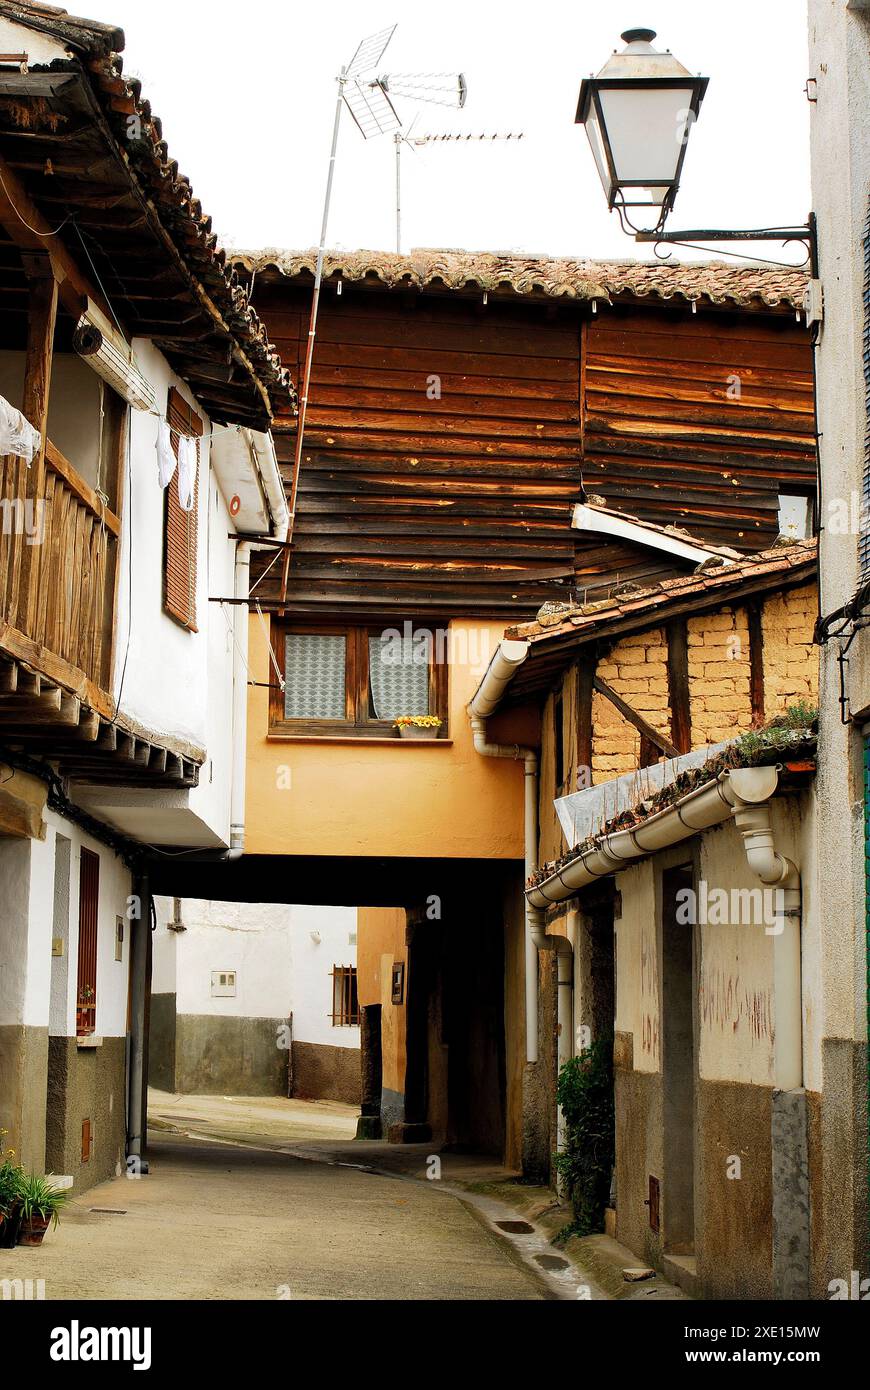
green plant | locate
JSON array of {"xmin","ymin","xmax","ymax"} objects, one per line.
[
  {"xmin": 553, "ymin": 1040, "xmax": 615, "ymax": 1236},
  {"xmin": 16, "ymin": 1173, "xmax": 68, "ymax": 1230},
  {"xmin": 0, "ymin": 1130, "xmax": 23, "ymax": 1215},
  {"xmin": 394, "ymin": 715, "xmax": 443, "ymax": 729}
]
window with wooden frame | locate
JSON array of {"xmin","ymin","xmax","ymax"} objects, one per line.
[
  {"xmin": 163, "ymin": 386, "xmax": 202, "ymax": 630},
  {"xmin": 269, "ymin": 621, "xmax": 448, "ymax": 737},
  {"xmin": 76, "ymin": 847, "xmax": 99, "ymax": 1037},
  {"xmin": 331, "ymin": 965, "xmax": 359, "ymax": 1026}
]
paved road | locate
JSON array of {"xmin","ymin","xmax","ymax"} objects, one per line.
[{"xmin": 3, "ymin": 1134, "xmax": 546, "ymax": 1301}]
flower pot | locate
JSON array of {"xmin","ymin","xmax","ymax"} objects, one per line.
[
  {"xmin": 17, "ymin": 1214, "xmax": 50, "ymax": 1247},
  {"xmin": 0, "ymin": 1204, "xmax": 22, "ymax": 1249},
  {"xmin": 398, "ymin": 725, "xmax": 439, "ymax": 740}
]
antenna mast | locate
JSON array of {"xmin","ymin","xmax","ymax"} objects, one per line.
[{"xmin": 280, "ymin": 28, "xmax": 466, "ymax": 604}]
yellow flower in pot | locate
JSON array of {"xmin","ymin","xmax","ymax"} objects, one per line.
[{"xmin": 394, "ymin": 715, "xmax": 443, "ymax": 740}]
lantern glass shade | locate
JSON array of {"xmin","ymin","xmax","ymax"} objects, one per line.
[
  {"xmin": 597, "ymin": 86, "xmax": 696, "ymax": 198},
  {"xmin": 577, "ymin": 30, "xmax": 708, "ymax": 218}
]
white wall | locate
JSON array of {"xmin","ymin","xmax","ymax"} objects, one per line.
[
  {"xmin": 289, "ymin": 904, "xmax": 359, "ymax": 1051},
  {"xmin": 111, "ymin": 339, "xmax": 239, "ymax": 845},
  {"xmin": 0, "ymin": 814, "xmax": 132, "ymax": 1039},
  {"xmin": 151, "ymin": 898, "xmax": 360, "ymax": 1049}
]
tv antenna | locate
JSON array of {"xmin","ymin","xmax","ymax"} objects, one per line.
[
  {"xmin": 394, "ymin": 128, "xmax": 525, "ymax": 253},
  {"xmin": 280, "ymin": 25, "xmax": 466, "ymax": 602}
]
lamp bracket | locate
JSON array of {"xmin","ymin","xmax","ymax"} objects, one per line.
[{"xmin": 635, "ymin": 215, "xmax": 818, "ymax": 276}]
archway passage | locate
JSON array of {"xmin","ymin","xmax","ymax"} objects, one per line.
[{"xmin": 145, "ymin": 853, "xmax": 519, "ymax": 1166}]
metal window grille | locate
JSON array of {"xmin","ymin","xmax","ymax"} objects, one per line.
[
  {"xmin": 330, "ymin": 965, "xmax": 359, "ymax": 1026},
  {"xmin": 76, "ymin": 847, "xmax": 99, "ymax": 1036}
]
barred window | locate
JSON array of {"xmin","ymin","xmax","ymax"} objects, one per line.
[{"xmin": 331, "ymin": 966, "xmax": 359, "ymax": 1027}]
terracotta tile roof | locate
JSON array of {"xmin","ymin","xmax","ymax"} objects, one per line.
[
  {"xmin": 0, "ymin": 2, "xmax": 296, "ymax": 424},
  {"xmin": 235, "ymin": 247, "xmax": 808, "ymax": 311},
  {"xmin": 505, "ymin": 538, "xmax": 818, "ymax": 645}
]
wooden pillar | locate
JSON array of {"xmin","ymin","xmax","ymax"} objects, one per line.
[
  {"xmin": 666, "ymin": 618, "xmax": 692, "ymax": 754},
  {"xmin": 17, "ymin": 256, "xmax": 58, "ymax": 634}
]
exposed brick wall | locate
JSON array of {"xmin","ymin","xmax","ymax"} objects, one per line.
[
  {"xmin": 760, "ymin": 582, "xmax": 818, "ymax": 714},
  {"xmin": 592, "ymin": 628, "xmax": 671, "ymax": 784},
  {"xmin": 687, "ymin": 606, "xmax": 754, "ymax": 745}
]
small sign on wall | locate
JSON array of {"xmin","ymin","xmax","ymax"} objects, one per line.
[
  {"xmin": 115, "ymin": 916, "xmax": 124, "ymax": 962},
  {"xmin": 210, "ymin": 970, "xmax": 237, "ymax": 997},
  {"xmin": 391, "ymin": 962, "xmax": 405, "ymax": 1006}
]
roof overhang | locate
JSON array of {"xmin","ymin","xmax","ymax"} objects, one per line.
[{"xmin": 572, "ymin": 503, "xmax": 724, "ymax": 565}]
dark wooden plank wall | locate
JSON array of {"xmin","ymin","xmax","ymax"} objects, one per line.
[
  {"xmin": 256, "ymin": 284, "xmax": 584, "ymax": 616},
  {"xmin": 582, "ymin": 307, "xmax": 816, "ymax": 550},
  {"xmin": 250, "ymin": 280, "xmax": 817, "ymax": 619}
]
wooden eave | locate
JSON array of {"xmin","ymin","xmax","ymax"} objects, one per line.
[{"xmin": 0, "ymin": 647, "xmax": 201, "ymax": 788}]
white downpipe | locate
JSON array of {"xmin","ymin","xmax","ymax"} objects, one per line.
[
  {"xmin": 228, "ymin": 542, "xmax": 251, "ymax": 859},
  {"xmin": 470, "ymin": 711, "xmax": 541, "ymax": 1063},
  {"xmin": 730, "ymin": 799, "xmax": 802, "ymax": 1091},
  {"xmin": 469, "ymin": 636, "xmax": 576, "ymax": 1068},
  {"xmin": 553, "ymin": 934, "xmax": 574, "ymax": 1180}
]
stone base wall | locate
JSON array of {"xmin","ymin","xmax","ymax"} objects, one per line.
[
  {"xmin": 291, "ymin": 1041, "xmax": 360, "ymax": 1105},
  {"xmin": 0, "ymin": 1023, "xmax": 49, "ymax": 1174},
  {"xmin": 45, "ymin": 1035, "xmax": 127, "ymax": 1194},
  {"xmin": 173, "ymin": 1014, "xmax": 288, "ymax": 1096}
]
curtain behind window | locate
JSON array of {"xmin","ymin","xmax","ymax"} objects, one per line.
[
  {"xmin": 284, "ymin": 633, "xmax": 346, "ymax": 719},
  {"xmin": 369, "ymin": 631, "xmax": 430, "ymax": 720}
]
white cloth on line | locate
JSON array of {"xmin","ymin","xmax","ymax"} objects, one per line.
[
  {"xmin": 155, "ymin": 418, "xmax": 176, "ymax": 488},
  {"xmin": 177, "ymin": 434, "xmax": 197, "ymax": 512},
  {"xmin": 0, "ymin": 393, "xmax": 41, "ymax": 463}
]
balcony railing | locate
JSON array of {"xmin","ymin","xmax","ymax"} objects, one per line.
[{"xmin": 0, "ymin": 439, "xmax": 120, "ymax": 694}]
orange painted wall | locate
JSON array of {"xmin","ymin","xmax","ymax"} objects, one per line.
[
  {"xmin": 245, "ymin": 617, "xmax": 535, "ymax": 859},
  {"xmin": 358, "ymin": 906, "xmax": 407, "ymax": 1098}
]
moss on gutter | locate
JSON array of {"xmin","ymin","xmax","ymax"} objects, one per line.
[{"xmin": 529, "ymin": 703, "xmax": 818, "ymax": 891}]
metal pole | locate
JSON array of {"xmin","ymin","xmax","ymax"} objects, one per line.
[
  {"xmin": 280, "ymin": 67, "xmax": 346, "ymax": 605},
  {"xmin": 395, "ymin": 132, "xmax": 402, "ymax": 254}
]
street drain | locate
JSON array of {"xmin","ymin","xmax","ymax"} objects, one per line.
[
  {"xmin": 89, "ymin": 1208, "xmax": 127, "ymax": 1215},
  {"xmin": 534, "ymin": 1253, "xmax": 569, "ymax": 1271},
  {"xmin": 496, "ymin": 1220, "xmax": 534, "ymax": 1234}
]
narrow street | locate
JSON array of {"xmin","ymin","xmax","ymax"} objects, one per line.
[{"xmin": 4, "ymin": 1129, "xmax": 549, "ymax": 1301}]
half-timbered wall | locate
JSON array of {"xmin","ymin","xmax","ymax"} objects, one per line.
[{"xmin": 537, "ymin": 582, "xmax": 819, "ymax": 861}]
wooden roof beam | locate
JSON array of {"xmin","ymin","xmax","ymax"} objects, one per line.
[{"xmin": 0, "ymin": 150, "xmax": 116, "ymax": 323}]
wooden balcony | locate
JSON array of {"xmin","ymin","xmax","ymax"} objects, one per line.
[
  {"xmin": 0, "ymin": 440, "xmax": 200, "ymax": 791},
  {"xmin": 0, "ymin": 438, "xmax": 120, "ymax": 699}
]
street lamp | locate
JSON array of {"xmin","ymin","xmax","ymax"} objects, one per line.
[
  {"xmin": 576, "ymin": 27, "xmax": 818, "ymax": 274},
  {"xmin": 576, "ymin": 28, "xmax": 708, "ymax": 231}
]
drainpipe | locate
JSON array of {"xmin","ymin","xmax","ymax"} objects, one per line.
[
  {"xmin": 469, "ymin": 637, "xmax": 572, "ymax": 1067},
  {"xmin": 469, "ymin": 711, "xmax": 541, "ymax": 1062},
  {"xmin": 228, "ymin": 542, "xmax": 251, "ymax": 860},
  {"xmin": 127, "ymin": 869, "xmax": 152, "ymax": 1173}
]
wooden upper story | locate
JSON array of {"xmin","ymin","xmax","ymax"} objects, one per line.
[{"xmin": 238, "ymin": 249, "xmax": 817, "ymax": 621}]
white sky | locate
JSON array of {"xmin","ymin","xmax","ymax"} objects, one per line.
[{"xmin": 79, "ymin": 0, "xmax": 811, "ymax": 264}]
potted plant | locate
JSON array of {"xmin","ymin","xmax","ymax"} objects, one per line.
[
  {"xmin": 0, "ymin": 1132, "xmax": 24, "ymax": 1250},
  {"xmin": 394, "ymin": 715, "xmax": 443, "ymax": 740},
  {"xmin": 16, "ymin": 1173, "xmax": 68, "ymax": 1247}
]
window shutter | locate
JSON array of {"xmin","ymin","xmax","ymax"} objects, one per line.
[
  {"xmin": 163, "ymin": 386, "xmax": 203, "ymax": 630},
  {"xmin": 76, "ymin": 847, "xmax": 99, "ymax": 1037}
]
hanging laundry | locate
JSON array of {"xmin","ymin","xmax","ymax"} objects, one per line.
[
  {"xmin": 0, "ymin": 394, "xmax": 41, "ymax": 463},
  {"xmin": 155, "ymin": 417, "xmax": 176, "ymax": 488},
  {"xmin": 177, "ymin": 433, "xmax": 197, "ymax": 512}
]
